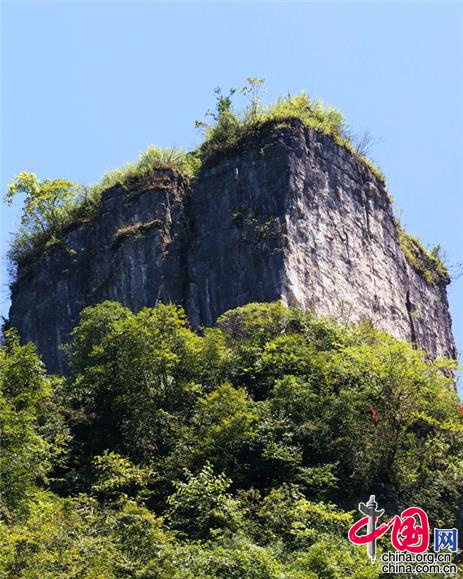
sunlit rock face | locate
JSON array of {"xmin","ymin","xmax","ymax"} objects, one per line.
[{"xmin": 9, "ymin": 119, "xmax": 456, "ymax": 373}]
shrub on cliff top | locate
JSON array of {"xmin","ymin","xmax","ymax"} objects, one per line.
[
  {"xmin": 196, "ymin": 78, "xmax": 385, "ymax": 182},
  {"xmin": 4, "ymin": 172, "xmax": 86, "ymax": 265},
  {"xmin": 91, "ymin": 146, "xmax": 201, "ymax": 196}
]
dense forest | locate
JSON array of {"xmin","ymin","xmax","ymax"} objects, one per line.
[{"xmin": 1, "ymin": 300, "xmax": 462, "ymax": 578}]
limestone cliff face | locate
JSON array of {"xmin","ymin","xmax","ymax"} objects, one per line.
[
  {"xmin": 9, "ymin": 172, "xmax": 188, "ymax": 374},
  {"xmin": 9, "ymin": 120, "xmax": 456, "ymax": 373}
]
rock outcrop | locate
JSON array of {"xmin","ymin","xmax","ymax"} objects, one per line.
[{"xmin": 9, "ymin": 119, "xmax": 456, "ymax": 373}]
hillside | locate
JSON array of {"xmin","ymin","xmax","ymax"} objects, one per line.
[{"xmin": 1, "ymin": 301, "xmax": 462, "ymax": 577}]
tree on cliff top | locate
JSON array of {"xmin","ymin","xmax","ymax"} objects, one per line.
[
  {"xmin": 5, "ymin": 172, "xmax": 81, "ymax": 234},
  {"xmin": 4, "ymin": 172, "xmax": 82, "ymax": 263}
]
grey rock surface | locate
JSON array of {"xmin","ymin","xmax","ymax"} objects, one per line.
[{"xmin": 9, "ymin": 120, "xmax": 456, "ymax": 373}]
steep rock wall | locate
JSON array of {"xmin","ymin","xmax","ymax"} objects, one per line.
[
  {"xmin": 186, "ymin": 122, "xmax": 290, "ymax": 327},
  {"xmin": 279, "ymin": 123, "xmax": 454, "ymax": 359},
  {"xmin": 9, "ymin": 120, "xmax": 456, "ymax": 373},
  {"xmin": 9, "ymin": 172, "xmax": 188, "ymax": 373}
]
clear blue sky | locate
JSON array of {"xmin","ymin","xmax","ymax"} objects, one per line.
[{"xmin": 1, "ymin": 1, "xmax": 462, "ymax": 391}]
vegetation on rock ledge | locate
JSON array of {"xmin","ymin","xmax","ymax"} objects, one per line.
[
  {"xmin": 111, "ymin": 219, "xmax": 164, "ymax": 251},
  {"xmin": 196, "ymin": 78, "xmax": 385, "ymax": 182},
  {"xmin": 395, "ymin": 218, "xmax": 449, "ymax": 285},
  {"xmin": 1, "ymin": 301, "xmax": 462, "ymax": 577},
  {"xmin": 4, "ymin": 147, "xmax": 199, "ymax": 266}
]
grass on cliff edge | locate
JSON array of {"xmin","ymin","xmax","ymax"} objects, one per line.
[
  {"xmin": 396, "ymin": 220, "xmax": 449, "ymax": 286},
  {"xmin": 3, "ymin": 80, "xmax": 449, "ymax": 286},
  {"xmin": 196, "ymin": 82, "xmax": 385, "ymax": 182}
]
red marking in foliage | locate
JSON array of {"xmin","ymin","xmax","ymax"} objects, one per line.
[{"xmin": 370, "ymin": 407, "xmax": 378, "ymax": 425}]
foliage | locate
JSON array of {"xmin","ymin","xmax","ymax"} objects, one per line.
[
  {"xmin": 0, "ymin": 491, "xmax": 173, "ymax": 578},
  {"xmin": 91, "ymin": 145, "xmax": 202, "ymax": 196},
  {"xmin": 396, "ymin": 219, "xmax": 449, "ymax": 285},
  {"xmin": 197, "ymin": 79, "xmax": 385, "ymax": 182},
  {"xmin": 91, "ymin": 451, "xmax": 155, "ymax": 504},
  {"xmin": 1, "ymin": 301, "xmax": 462, "ymax": 576},
  {"xmin": 4, "ymin": 172, "xmax": 82, "ymax": 235},
  {"xmin": 0, "ymin": 330, "xmax": 69, "ymax": 518},
  {"xmin": 111, "ymin": 219, "xmax": 163, "ymax": 250},
  {"xmin": 166, "ymin": 463, "xmax": 243, "ymax": 539},
  {"xmin": 4, "ymin": 172, "xmax": 85, "ymax": 264},
  {"xmin": 5, "ymin": 146, "xmax": 200, "ymax": 265},
  {"xmin": 189, "ymin": 383, "xmax": 259, "ymax": 472}
]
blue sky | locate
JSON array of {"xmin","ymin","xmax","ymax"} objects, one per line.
[{"xmin": 1, "ymin": 1, "xmax": 462, "ymax": 389}]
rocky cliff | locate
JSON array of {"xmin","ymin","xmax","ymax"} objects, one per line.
[{"xmin": 9, "ymin": 119, "xmax": 456, "ymax": 373}]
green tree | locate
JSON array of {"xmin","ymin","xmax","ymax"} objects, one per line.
[
  {"xmin": 4, "ymin": 172, "xmax": 82, "ymax": 262},
  {"xmin": 91, "ymin": 451, "xmax": 155, "ymax": 505},
  {"xmin": 166, "ymin": 463, "xmax": 243, "ymax": 539},
  {"xmin": 0, "ymin": 331, "xmax": 67, "ymax": 516},
  {"xmin": 189, "ymin": 383, "xmax": 259, "ymax": 473},
  {"xmin": 5, "ymin": 172, "xmax": 81, "ymax": 235},
  {"xmin": 238, "ymin": 77, "xmax": 265, "ymax": 119},
  {"xmin": 69, "ymin": 302, "xmax": 219, "ymax": 473}
]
